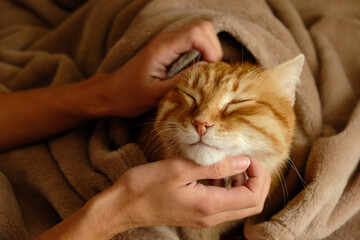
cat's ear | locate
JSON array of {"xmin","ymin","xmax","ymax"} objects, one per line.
[{"xmin": 271, "ymin": 54, "xmax": 305, "ymax": 106}]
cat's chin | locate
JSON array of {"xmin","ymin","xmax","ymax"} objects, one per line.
[{"xmin": 181, "ymin": 144, "xmax": 227, "ymax": 166}]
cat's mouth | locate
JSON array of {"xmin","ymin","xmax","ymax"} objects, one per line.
[{"xmin": 189, "ymin": 141, "xmax": 219, "ymax": 150}]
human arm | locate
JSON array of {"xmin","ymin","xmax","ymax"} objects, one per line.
[
  {"xmin": 0, "ymin": 20, "xmax": 222, "ymax": 152},
  {"xmin": 34, "ymin": 156, "xmax": 270, "ymax": 240}
]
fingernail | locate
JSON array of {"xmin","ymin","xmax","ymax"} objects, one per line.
[{"xmin": 232, "ymin": 156, "xmax": 250, "ymax": 170}]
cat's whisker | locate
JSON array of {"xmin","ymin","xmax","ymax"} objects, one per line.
[
  {"xmin": 143, "ymin": 131, "xmax": 176, "ymax": 159},
  {"xmin": 167, "ymin": 141, "xmax": 181, "ymax": 153},
  {"xmin": 154, "ymin": 127, "xmax": 179, "ymax": 137},
  {"xmin": 121, "ymin": 118, "xmax": 159, "ymax": 129},
  {"xmin": 142, "ymin": 133, "xmax": 161, "ymax": 157},
  {"xmin": 279, "ymin": 169, "xmax": 289, "ymax": 203},
  {"xmin": 138, "ymin": 126, "xmax": 162, "ymax": 147},
  {"xmin": 152, "ymin": 136, "xmax": 174, "ymax": 155},
  {"xmin": 239, "ymin": 66, "xmax": 265, "ymax": 84},
  {"xmin": 160, "ymin": 137, "xmax": 182, "ymax": 155},
  {"xmin": 250, "ymin": 66, "xmax": 265, "ymax": 74},
  {"xmin": 274, "ymin": 168, "xmax": 289, "ymax": 208},
  {"xmin": 127, "ymin": 119, "xmax": 182, "ymax": 129},
  {"xmin": 166, "ymin": 137, "xmax": 178, "ymax": 150},
  {"xmin": 141, "ymin": 124, "xmax": 180, "ymax": 154},
  {"xmin": 150, "ymin": 127, "xmax": 181, "ymax": 147},
  {"xmin": 287, "ymin": 158, "xmax": 307, "ymax": 188},
  {"xmin": 154, "ymin": 120, "xmax": 181, "ymax": 125}
]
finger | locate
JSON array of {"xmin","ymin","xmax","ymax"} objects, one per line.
[
  {"xmin": 175, "ymin": 156, "xmax": 250, "ymax": 183},
  {"xmin": 195, "ymin": 159, "xmax": 270, "ymax": 212},
  {"xmin": 150, "ymin": 21, "xmax": 223, "ymax": 66},
  {"xmin": 196, "ymin": 168, "xmax": 270, "ymax": 227},
  {"xmin": 199, "ymin": 184, "xmax": 262, "ymax": 213},
  {"xmin": 191, "ymin": 21, "xmax": 223, "ymax": 62},
  {"xmin": 231, "ymin": 173, "xmax": 247, "ymax": 187},
  {"xmin": 194, "ymin": 202, "xmax": 263, "ymax": 228},
  {"xmin": 246, "ymin": 157, "xmax": 271, "ymax": 194},
  {"xmin": 175, "ymin": 21, "xmax": 222, "ymax": 62}
]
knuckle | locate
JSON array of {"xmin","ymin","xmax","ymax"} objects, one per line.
[
  {"xmin": 195, "ymin": 19, "xmax": 213, "ymax": 30},
  {"xmin": 197, "ymin": 205, "xmax": 213, "ymax": 216},
  {"xmin": 195, "ymin": 199, "xmax": 216, "ymax": 216},
  {"xmin": 169, "ymin": 161, "xmax": 184, "ymax": 180},
  {"xmin": 120, "ymin": 170, "xmax": 138, "ymax": 192},
  {"xmin": 188, "ymin": 25, "xmax": 203, "ymax": 37}
]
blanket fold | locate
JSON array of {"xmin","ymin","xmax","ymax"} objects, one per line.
[{"xmin": 0, "ymin": 0, "xmax": 359, "ymax": 239}]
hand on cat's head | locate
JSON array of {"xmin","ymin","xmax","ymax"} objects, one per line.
[{"xmin": 98, "ymin": 20, "xmax": 223, "ymax": 117}]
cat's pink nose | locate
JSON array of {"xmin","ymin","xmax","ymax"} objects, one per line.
[{"xmin": 192, "ymin": 120, "xmax": 213, "ymax": 136}]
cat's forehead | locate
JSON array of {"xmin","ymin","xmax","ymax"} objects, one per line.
[
  {"xmin": 181, "ymin": 63, "xmax": 233, "ymax": 91},
  {"xmin": 178, "ymin": 62, "xmax": 261, "ymax": 101}
]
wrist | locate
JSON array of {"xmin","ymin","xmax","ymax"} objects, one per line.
[
  {"xmin": 86, "ymin": 184, "xmax": 135, "ymax": 238},
  {"xmin": 69, "ymin": 73, "xmax": 114, "ymax": 119},
  {"xmin": 34, "ymin": 191, "xmax": 117, "ymax": 240}
]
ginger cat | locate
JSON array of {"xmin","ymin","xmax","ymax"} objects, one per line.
[{"xmin": 144, "ymin": 54, "xmax": 305, "ymax": 240}]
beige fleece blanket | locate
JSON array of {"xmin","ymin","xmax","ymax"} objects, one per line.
[{"xmin": 0, "ymin": 0, "xmax": 359, "ymax": 239}]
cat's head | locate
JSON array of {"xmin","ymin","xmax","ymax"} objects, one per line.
[{"xmin": 155, "ymin": 54, "xmax": 305, "ymax": 167}]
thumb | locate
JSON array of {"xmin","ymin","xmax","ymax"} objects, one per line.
[{"xmin": 182, "ymin": 156, "xmax": 251, "ymax": 182}]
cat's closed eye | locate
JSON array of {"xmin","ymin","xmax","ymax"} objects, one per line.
[
  {"xmin": 223, "ymin": 99, "xmax": 254, "ymax": 114},
  {"xmin": 177, "ymin": 89, "xmax": 197, "ymax": 107}
]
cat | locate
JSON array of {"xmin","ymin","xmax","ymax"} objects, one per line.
[{"xmin": 142, "ymin": 54, "xmax": 305, "ymax": 240}]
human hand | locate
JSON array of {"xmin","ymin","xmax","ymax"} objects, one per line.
[
  {"xmin": 96, "ymin": 20, "xmax": 223, "ymax": 117},
  {"xmin": 93, "ymin": 156, "xmax": 270, "ymax": 238}
]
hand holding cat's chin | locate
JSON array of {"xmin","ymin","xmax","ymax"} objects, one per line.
[{"xmin": 90, "ymin": 155, "xmax": 269, "ymax": 236}]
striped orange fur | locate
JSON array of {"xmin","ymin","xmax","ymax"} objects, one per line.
[{"xmin": 150, "ymin": 54, "xmax": 305, "ymax": 240}]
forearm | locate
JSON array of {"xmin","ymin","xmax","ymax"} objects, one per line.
[
  {"xmin": 33, "ymin": 186, "xmax": 131, "ymax": 240},
  {"xmin": 0, "ymin": 74, "xmax": 110, "ymax": 152}
]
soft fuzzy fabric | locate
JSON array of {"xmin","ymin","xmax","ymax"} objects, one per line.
[{"xmin": 0, "ymin": 0, "xmax": 359, "ymax": 239}]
